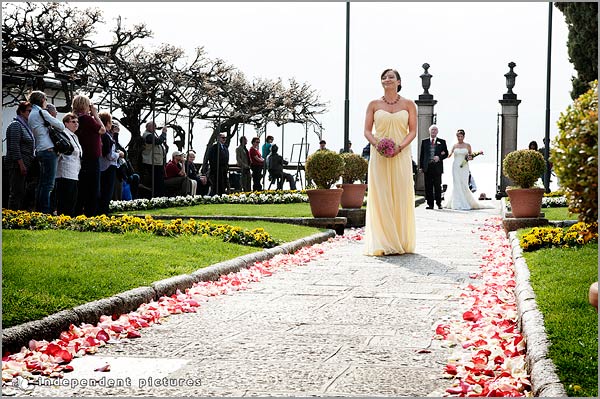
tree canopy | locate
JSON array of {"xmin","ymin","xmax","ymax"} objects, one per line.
[
  {"xmin": 2, "ymin": 2, "xmax": 328, "ymax": 169},
  {"xmin": 555, "ymin": 2, "xmax": 598, "ymax": 99}
]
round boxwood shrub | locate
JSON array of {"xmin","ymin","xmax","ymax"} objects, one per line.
[
  {"xmin": 551, "ymin": 79, "xmax": 598, "ymax": 224},
  {"xmin": 305, "ymin": 150, "xmax": 344, "ymax": 189},
  {"xmin": 340, "ymin": 152, "xmax": 368, "ymax": 184},
  {"xmin": 502, "ymin": 149, "xmax": 545, "ymax": 189}
]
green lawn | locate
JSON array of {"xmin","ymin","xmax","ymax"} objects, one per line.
[
  {"xmin": 120, "ymin": 202, "xmax": 313, "ymax": 218},
  {"xmin": 521, "ymin": 241, "xmax": 598, "ymax": 397},
  {"xmin": 542, "ymin": 206, "xmax": 579, "ymax": 221},
  {"xmin": 2, "ymin": 220, "xmax": 323, "ymax": 329}
]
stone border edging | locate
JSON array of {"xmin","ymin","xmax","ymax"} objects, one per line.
[
  {"xmin": 508, "ymin": 231, "xmax": 567, "ymax": 397},
  {"xmin": 2, "ymin": 230, "xmax": 336, "ymax": 355}
]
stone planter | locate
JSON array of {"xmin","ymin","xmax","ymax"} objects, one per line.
[
  {"xmin": 337, "ymin": 183, "xmax": 367, "ymax": 209},
  {"xmin": 506, "ymin": 188, "xmax": 545, "ymax": 218},
  {"xmin": 306, "ymin": 188, "xmax": 343, "ymax": 218}
]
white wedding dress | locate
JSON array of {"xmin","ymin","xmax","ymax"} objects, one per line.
[{"xmin": 444, "ymin": 148, "xmax": 488, "ymax": 210}]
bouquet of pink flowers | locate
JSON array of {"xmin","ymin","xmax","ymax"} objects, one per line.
[
  {"xmin": 376, "ymin": 138, "xmax": 396, "ymax": 158},
  {"xmin": 460, "ymin": 150, "xmax": 483, "ymax": 168}
]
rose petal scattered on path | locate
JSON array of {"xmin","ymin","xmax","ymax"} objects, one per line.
[{"xmin": 2, "ymin": 230, "xmax": 362, "ymax": 381}]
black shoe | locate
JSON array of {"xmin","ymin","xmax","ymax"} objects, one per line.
[
  {"xmin": 437, "ymin": 204, "xmax": 443, "ymax": 209},
  {"xmin": 426, "ymin": 206, "xmax": 434, "ymax": 210}
]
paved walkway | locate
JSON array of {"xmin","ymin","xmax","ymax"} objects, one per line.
[{"xmin": 26, "ymin": 202, "xmax": 502, "ymax": 397}]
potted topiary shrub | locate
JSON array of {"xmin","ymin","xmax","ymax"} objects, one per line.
[
  {"xmin": 502, "ymin": 149, "xmax": 546, "ymax": 218},
  {"xmin": 338, "ymin": 152, "xmax": 369, "ymax": 208},
  {"xmin": 304, "ymin": 149, "xmax": 345, "ymax": 218}
]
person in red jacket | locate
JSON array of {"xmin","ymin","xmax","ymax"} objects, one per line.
[
  {"xmin": 164, "ymin": 151, "xmax": 194, "ymax": 196},
  {"xmin": 248, "ymin": 137, "xmax": 264, "ymax": 191}
]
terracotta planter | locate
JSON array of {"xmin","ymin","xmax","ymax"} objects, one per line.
[
  {"xmin": 506, "ymin": 188, "xmax": 545, "ymax": 218},
  {"xmin": 306, "ymin": 188, "xmax": 343, "ymax": 218},
  {"xmin": 338, "ymin": 183, "xmax": 367, "ymax": 209}
]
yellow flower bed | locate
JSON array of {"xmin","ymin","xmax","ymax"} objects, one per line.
[
  {"xmin": 2, "ymin": 209, "xmax": 278, "ymax": 248},
  {"xmin": 520, "ymin": 222, "xmax": 598, "ymax": 252}
]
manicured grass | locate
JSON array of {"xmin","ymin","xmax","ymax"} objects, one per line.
[
  {"xmin": 120, "ymin": 202, "xmax": 313, "ymax": 218},
  {"xmin": 542, "ymin": 206, "xmax": 579, "ymax": 221},
  {"xmin": 521, "ymin": 241, "xmax": 598, "ymax": 397},
  {"xmin": 2, "ymin": 222, "xmax": 324, "ymax": 329}
]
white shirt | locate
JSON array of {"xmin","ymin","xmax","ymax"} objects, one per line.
[
  {"xmin": 28, "ymin": 104, "xmax": 65, "ymax": 152},
  {"xmin": 55, "ymin": 128, "xmax": 82, "ymax": 180}
]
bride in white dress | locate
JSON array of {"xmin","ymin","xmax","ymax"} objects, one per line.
[{"xmin": 444, "ymin": 129, "xmax": 489, "ymax": 210}]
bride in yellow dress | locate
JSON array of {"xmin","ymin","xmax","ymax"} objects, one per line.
[{"xmin": 363, "ymin": 68, "xmax": 417, "ymax": 256}]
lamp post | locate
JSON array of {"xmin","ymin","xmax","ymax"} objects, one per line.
[
  {"xmin": 543, "ymin": 2, "xmax": 553, "ymax": 193},
  {"xmin": 343, "ymin": 1, "xmax": 350, "ymax": 153}
]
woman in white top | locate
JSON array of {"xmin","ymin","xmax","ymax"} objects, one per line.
[{"xmin": 55, "ymin": 113, "xmax": 83, "ymax": 216}]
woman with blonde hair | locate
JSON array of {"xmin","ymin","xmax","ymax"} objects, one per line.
[{"xmin": 72, "ymin": 94, "xmax": 105, "ymax": 216}]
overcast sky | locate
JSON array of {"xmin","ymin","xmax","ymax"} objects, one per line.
[{"xmin": 84, "ymin": 2, "xmax": 574, "ymax": 193}]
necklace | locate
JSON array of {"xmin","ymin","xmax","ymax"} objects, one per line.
[{"xmin": 381, "ymin": 95, "xmax": 400, "ymax": 105}]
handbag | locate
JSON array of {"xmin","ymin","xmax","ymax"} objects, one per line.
[{"xmin": 39, "ymin": 110, "xmax": 74, "ymax": 155}]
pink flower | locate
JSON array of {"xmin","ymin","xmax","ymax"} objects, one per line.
[{"xmin": 376, "ymin": 138, "xmax": 396, "ymax": 157}]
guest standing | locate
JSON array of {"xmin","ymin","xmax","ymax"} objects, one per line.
[
  {"xmin": 235, "ymin": 136, "xmax": 252, "ymax": 192},
  {"xmin": 141, "ymin": 121, "xmax": 168, "ymax": 197},
  {"xmin": 71, "ymin": 95, "xmax": 105, "ymax": 216},
  {"xmin": 55, "ymin": 113, "xmax": 83, "ymax": 216},
  {"xmin": 249, "ymin": 137, "xmax": 264, "ymax": 191},
  {"xmin": 27, "ymin": 91, "xmax": 65, "ymax": 214},
  {"xmin": 207, "ymin": 133, "xmax": 229, "ymax": 195},
  {"xmin": 97, "ymin": 112, "xmax": 124, "ymax": 215},
  {"xmin": 5, "ymin": 101, "xmax": 35, "ymax": 210}
]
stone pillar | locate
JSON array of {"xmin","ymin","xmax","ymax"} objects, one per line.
[
  {"xmin": 415, "ymin": 63, "xmax": 437, "ymax": 195},
  {"xmin": 497, "ymin": 62, "xmax": 521, "ymax": 198}
]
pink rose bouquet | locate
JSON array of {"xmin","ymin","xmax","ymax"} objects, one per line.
[
  {"xmin": 461, "ymin": 150, "xmax": 484, "ymax": 168},
  {"xmin": 376, "ymin": 138, "xmax": 396, "ymax": 158}
]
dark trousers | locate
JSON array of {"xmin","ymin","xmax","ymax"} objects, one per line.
[
  {"xmin": 8, "ymin": 164, "xmax": 29, "ymax": 210},
  {"xmin": 251, "ymin": 165, "xmax": 263, "ymax": 191},
  {"xmin": 98, "ymin": 165, "xmax": 117, "ymax": 215},
  {"xmin": 424, "ymin": 167, "xmax": 443, "ymax": 207},
  {"xmin": 55, "ymin": 178, "xmax": 78, "ymax": 216},
  {"xmin": 209, "ymin": 169, "xmax": 228, "ymax": 196},
  {"xmin": 143, "ymin": 163, "xmax": 165, "ymax": 198},
  {"xmin": 35, "ymin": 149, "xmax": 58, "ymax": 214},
  {"xmin": 76, "ymin": 157, "xmax": 100, "ymax": 217},
  {"xmin": 240, "ymin": 168, "xmax": 252, "ymax": 192}
]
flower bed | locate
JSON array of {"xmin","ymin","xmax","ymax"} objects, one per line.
[
  {"xmin": 541, "ymin": 196, "xmax": 567, "ymax": 208},
  {"xmin": 519, "ymin": 222, "xmax": 598, "ymax": 252},
  {"xmin": 109, "ymin": 191, "xmax": 308, "ymax": 213},
  {"xmin": 435, "ymin": 217, "xmax": 531, "ymax": 397},
  {"xmin": 2, "ymin": 209, "xmax": 278, "ymax": 248}
]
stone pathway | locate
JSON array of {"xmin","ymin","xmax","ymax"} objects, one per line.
[{"xmin": 21, "ymin": 202, "xmax": 502, "ymax": 397}]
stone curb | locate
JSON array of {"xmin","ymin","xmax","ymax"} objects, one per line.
[
  {"xmin": 2, "ymin": 230, "xmax": 336, "ymax": 354},
  {"xmin": 508, "ymin": 231, "xmax": 567, "ymax": 397}
]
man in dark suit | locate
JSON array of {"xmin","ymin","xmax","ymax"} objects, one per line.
[
  {"xmin": 419, "ymin": 124, "xmax": 448, "ymax": 209},
  {"xmin": 207, "ymin": 132, "xmax": 229, "ymax": 196}
]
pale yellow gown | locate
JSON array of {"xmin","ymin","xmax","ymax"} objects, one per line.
[{"xmin": 364, "ymin": 109, "xmax": 416, "ymax": 255}]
